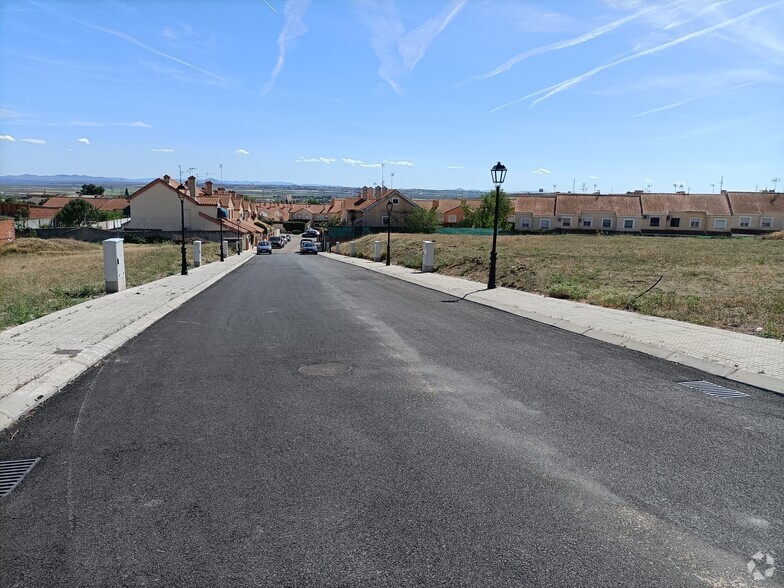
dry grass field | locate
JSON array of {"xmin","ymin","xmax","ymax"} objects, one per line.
[
  {"xmin": 0, "ymin": 238, "xmax": 221, "ymax": 331},
  {"xmin": 343, "ymin": 232, "xmax": 784, "ymax": 339}
]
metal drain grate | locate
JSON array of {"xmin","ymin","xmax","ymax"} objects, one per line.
[
  {"xmin": 0, "ymin": 458, "xmax": 40, "ymax": 497},
  {"xmin": 680, "ymin": 381, "xmax": 749, "ymax": 398}
]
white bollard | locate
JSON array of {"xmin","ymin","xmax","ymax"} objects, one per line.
[
  {"xmin": 193, "ymin": 240, "xmax": 202, "ymax": 267},
  {"xmin": 374, "ymin": 240, "xmax": 382, "ymax": 262},
  {"xmin": 350, "ymin": 242, "xmax": 356, "ymax": 257},
  {"xmin": 103, "ymin": 238, "xmax": 126, "ymax": 293},
  {"xmin": 335, "ymin": 242, "xmax": 341, "ymax": 254},
  {"xmin": 221, "ymin": 240, "xmax": 228, "ymax": 259},
  {"xmin": 422, "ymin": 240, "xmax": 434, "ymax": 272}
]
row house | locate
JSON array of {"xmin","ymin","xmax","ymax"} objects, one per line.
[
  {"xmin": 726, "ymin": 191, "xmax": 784, "ymax": 232},
  {"xmin": 553, "ymin": 194, "xmax": 643, "ymax": 232},
  {"xmin": 639, "ymin": 193, "xmax": 731, "ymax": 233}
]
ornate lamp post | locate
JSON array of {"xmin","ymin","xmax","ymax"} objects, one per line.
[
  {"xmin": 176, "ymin": 183, "xmax": 188, "ymax": 276},
  {"xmin": 488, "ymin": 161, "xmax": 507, "ymax": 290},
  {"xmin": 386, "ymin": 199, "xmax": 394, "ymax": 266},
  {"xmin": 236, "ymin": 218, "xmax": 241, "ymax": 255},
  {"xmin": 217, "ymin": 204, "xmax": 225, "ymax": 262}
]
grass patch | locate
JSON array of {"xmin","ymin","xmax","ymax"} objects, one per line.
[
  {"xmin": 339, "ymin": 233, "xmax": 784, "ymax": 339},
  {"xmin": 0, "ymin": 238, "xmax": 222, "ymax": 331}
]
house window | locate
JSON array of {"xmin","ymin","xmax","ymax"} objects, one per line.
[
  {"xmin": 519, "ymin": 218, "xmax": 531, "ymax": 229},
  {"xmin": 382, "ymin": 215, "xmax": 389, "ymax": 225},
  {"xmin": 539, "ymin": 219, "xmax": 550, "ymax": 230},
  {"xmin": 714, "ymin": 219, "xmax": 727, "ymax": 230},
  {"xmin": 448, "ymin": 214, "xmax": 457, "ymax": 223},
  {"xmin": 669, "ymin": 217, "xmax": 680, "ymax": 227},
  {"xmin": 739, "ymin": 216, "xmax": 751, "ymax": 227},
  {"xmin": 391, "ymin": 198, "xmax": 399, "ymax": 205},
  {"xmin": 623, "ymin": 219, "xmax": 634, "ymax": 229},
  {"xmin": 581, "ymin": 217, "xmax": 593, "ymax": 228},
  {"xmin": 649, "ymin": 217, "xmax": 660, "ymax": 227},
  {"xmin": 561, "ymin": 217, "xmax": 571, "ymax": 227},
  {"xmin": 689, "ymin": 218, "xmax": 701, "ymax": 228},
  {"xmin": 602, "ymin": 218, "xmax": 612, "ymax": 229},
  {"xmin": 761, "ymin": 217, "xmax": 773, "ymax": 228}
]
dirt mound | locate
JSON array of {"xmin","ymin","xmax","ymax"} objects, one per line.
[{"xmin": 0, "ymin": 238, "xmax": 98, "ymax": 256}]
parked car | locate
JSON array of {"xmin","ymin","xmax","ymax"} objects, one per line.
[
  {"xmin": 269, "ymin": 236, "xmax": 284, "ymax": 248},
  {"xmin": 256, "ymin": 241, "xmax": 272, "ymax": 255},
  {"xmin": 302, "ymin": 229, "xmax": 320, "ymax": 238},
  {"xmin": 300, "ymin": 240, "xmax": 318, "ymax": 255}
]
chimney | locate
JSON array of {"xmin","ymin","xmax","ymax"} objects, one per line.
[
  {"xmin": 187, "ymin": 175, "xmax": 196, "ymax": 199},
  {"xmin": 205, "ymin": 180, "xmax": 213, "ymax": 196},
  {"xmin": 362, "ymin": 186, "xmax": 369, "ymax": 199},
  {"xmin": 163, "ymin": 174, "xmax": 170, "ymax": 184},
  {"xmin": 374, "ymin": 186, "xmax": 382, "ymax": 200}
]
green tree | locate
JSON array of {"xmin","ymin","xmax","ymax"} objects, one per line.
[
  {"xmin": 405, "ymin": 207, "xmax": 440, "ymax": 233},
  {"xmin": 328, "ymin": 214, "xmax": 343, "ymax": 226},
  {"xmin": 124, "ymin": 188, "xmax": 129, "ymax": 197},
  {"xmin": 54, "ymin": 199, "xmax": 100, "ymax": 226},
  {"xmin": 13, "ymin": 207, "xmax": 29, "ymax": 231},
  {"xmin": 461, "ymin": 190, "xmax": 513, "ymax": 229},
  {"xmin": 79, "ymin": 183, "xmax": 105, "ymax": 196}
]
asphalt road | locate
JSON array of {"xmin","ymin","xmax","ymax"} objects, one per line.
[{"xmin": 1, "ymin": 245, "xmax": 782, "ymax": 587}]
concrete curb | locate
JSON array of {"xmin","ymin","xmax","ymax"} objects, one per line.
[
  {"xmin": 0, "ymin": 254, "xmax": 254, "ymax": 433},
  {"xmin": 320, "ymin": 252, "xmax": 784, "ymax": 397}
]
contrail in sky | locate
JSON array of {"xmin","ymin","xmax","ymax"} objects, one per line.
[{"xmin": 262, "ymin": 0, "xmax": 278, "ymax": 14}]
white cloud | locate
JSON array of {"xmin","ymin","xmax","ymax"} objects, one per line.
[
  {"xmin": 343, "ymin": 158, "xmax": 382, "ymax": 168},
  {"xmin": 22, "ymin": 138, "xmax": 46, "ymax": 144},
  {"xmin": 0, "ymin": 135, "xmax": 15, "ymax": 141},
  {"xmin": 235, "ymin": 149, "xmax": 251, "ymax": 155},
  {"xmin": 77, "ymin": 138, "xmax": 90, "ymax": 144},
  {"xmin": 447, "ymin": 165, "xmax": 463, "ymax": 169},
  {"xmin": 357, "ymin": 0, "xmax": 467, "ymax": 94},
  {"xmin": 387, "ymin": 160, "xmax": 414, "ymax": 166},
  {"xmin": 262, "ymin": 0, "xmax": 311, "ymax": 95},
  {"xmin": 0, "ymin": 109, "xmax": 19, "ymax": 118},
  {"xmin": 152, "ymin": 148, "xmax": 175, "ymax": 153},
  {"xmin": 631, "ymin": 81, "xmax": 758, "ymax": 117},
  {"xmin": 532, "ymin": 168, "xmax": 551, "ymax": 174},
  {"xmin": 67, "ymin": 120, "xmax": 152, "ymax": 128},
  {"xmin": 589, "ymin": 175, "xmax": 602, "ymax": 179},
  {"xmin": 296, "ymin": 156, "xmax": 336, "ymax": 163}
]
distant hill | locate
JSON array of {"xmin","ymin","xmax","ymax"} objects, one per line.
[{"xmin": 0, "ymin": 174, "xmax": 153, "ymax": 185}]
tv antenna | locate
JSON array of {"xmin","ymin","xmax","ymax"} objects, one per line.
[
  {"xmin": 381, "ymin": 162, "xmax": 385, "ymax": 190},
  {"xmin": 710, "ymin": 183, "xmax": 715, "ymax": 193},
  {"xmin": 581, "ymin": 182, "xmax": 586, "ymax": 193},
  {"xmin": 552, "ymin": 184, "xmax": 557, "ymax": 193},
  {"xmin": 673, "ymin": 182, "xmax": 677, "ymax": 192},
  {"xmin": 219, "ymin": 164, "xmax": 224, "ymax": 187},
  {"xmin": 773, "ymin": 178, "xmax": 781, "ymax": 192},
  {"xmin": 646, "ymin": 183, "xmax": 652, "ymax": 193},
  {"xmin": 391, "ymin": 172, "xmax": 395, "ymax": 189},
  {"xmin": 719, "ymin": 175, "xmax": 724, "ymax": 191}
]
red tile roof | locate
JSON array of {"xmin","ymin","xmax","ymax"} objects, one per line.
[
  {"xmin": 640, "ymin": 193, "xmax": 731, "ymax": 215},
  {"xmin": 726, "ymin": 191, "xmax": 784, "ymax": 214},
  {"xmin": 513, "ymin": 196, "xmax": 556, "ymax": 216},
  {"xmin": 555, "ymin": 194, "xmax": 641, "ymax": 216}
]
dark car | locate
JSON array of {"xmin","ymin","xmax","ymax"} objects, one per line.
[
  {"xmin": 300, "ymin": 240, "xmax": 318, "ymax": 255},
  {"xmin": 256, "ymin": 241, "xmax": 272, "ymax": 255},
  {"xmin": 269, "ymin": 236, "xmax": 284, "ymax": 248},
  {"xmin": 302, "ymin": 229, "xmax": 320, "ymax": 238}
]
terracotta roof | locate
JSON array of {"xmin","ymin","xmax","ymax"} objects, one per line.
[
  {"xmin": 38, "ymin": 196, "xmax": 75, "ymax": 209},
  {"xmin": 640, "ymin": 193, "xmax": 731, "ymax": 215},
  {"xmin": 26, "ymin": 206, "xmax": 58, "ymax": 219},
  {"xmin": 513, "ymin": 196, "xmax": 556, "ymax": 216},
  {"xmin": 90, "ymin": 198, "xmax": 129, "ymax": 211},
  {"xmin": 555, "ymin": 194, "xmax": 641, "ymax": 216},
  {"xmin": 726, "ymin": 191, "xmax": 784, "ymax": 214}
]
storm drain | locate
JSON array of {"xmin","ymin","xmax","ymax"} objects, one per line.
[
  {"xmin": 680, "ymin": 380, "xmax": 749, "ymax": 398},
  {"xmin": 0, "ymin": 458, "xmax": 40, "ymax": 497}
]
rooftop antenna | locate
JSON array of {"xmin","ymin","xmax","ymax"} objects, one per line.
[
  {"xmin": 553, "ymin": 184, "xmax": 557, "ymax": 193},
  {"xmin": 381, "ymin": 162, "xmax": 385, "ymax": 190},
  {"xmin": 710, "ymin": 183, "xmax": 715, "ymax": 193},
  {"xmin": 219, "ymin": 163, "xmax": 224, "ymax": 187},
  {"xmin": 581, "ymin": 182, "xmax": 586, "ymax": 193},
  {"xmin": 719, "ymin": 175, "xmax": 724, "ymax": 191},
  {"xmin": 673, "ymin": 182, "xmax": 677, "ymax": 193},
  {"xmin": 646, "ymin": 183, "xmax": 652, "ymax": 193},
  {"xmin": 178, "ymin": 164, "xmax": 183, "ymax": 183},
  {"xmin": 572, "ymin": 178, "xmax": 576, "ymax": 193},
  {"xmin": 773, "ymin": 178, "xmax": 781, "ymax": 192},
  {"xmin": 391, "ymin": 172, "xmax": 395, "ymax": 189}
]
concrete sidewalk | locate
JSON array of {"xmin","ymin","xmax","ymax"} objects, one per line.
[
  {"xmin": 0, "ymin": 251, "xmax": 255, "ymax": 432},
  {"xmin": 321, "ymin": 252, "xmax": 784, "ymax": 396},
  {"xmin": 1, "ymin": 248, "xmax": 781, "ymax": 433}
]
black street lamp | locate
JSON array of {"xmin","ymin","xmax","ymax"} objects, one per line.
[
  {"xmin": 236, "ymin": 218, "xmax": 241, "ymax": 255},
  {"xmin": 488, "ymin": 161, "xmax": 507, "ymax": 290},
  {"xmin": 386, "ymin": 199, "xmax": 394, "ymax": 266},
  {"xmin": 217, "ymin": 205, "xmax": 225, "ymax": 262},
  {"xmin": 176, "ymin": 183, "xmax": 188, "ymax": 276}
]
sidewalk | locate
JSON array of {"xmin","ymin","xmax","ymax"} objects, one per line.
[
  {"xmin": 321, "ymin": 252, "xmax": 784, "ymax": 396},
  {"xmin": 1, "ymin": 249, "xmax": 781, "ymax": 433},
  {"xmin": 0, "ymin": 251, "xmax": 255, "ymax": 432}
]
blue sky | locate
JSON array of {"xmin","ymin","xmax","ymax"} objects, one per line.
[{"xmin": 1, "ymin": 0, "xmax": 782, "ymax": 192}]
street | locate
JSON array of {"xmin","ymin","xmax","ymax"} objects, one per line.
[{"xmin": 1, "ymin": 249, "xmax": 782, "ymax": 587}]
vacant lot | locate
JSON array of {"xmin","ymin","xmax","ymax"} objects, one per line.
[
  {"xmin": 0, "ymin": 238, "xmax": 221, "ymax": 330},
  {"xmin": 344, "ymin": 233, "xmax": 784, "ymax": 339}
]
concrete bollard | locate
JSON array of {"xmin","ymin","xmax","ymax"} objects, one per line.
[
  {"xmin": 221, "ymin": 240, "xmax": 228, "ymax": 259},
  {"xmin": 335, "ymin": 242, "xmax": 341, "ymax": 254},
  {"xmin": 422, "ymin": 240, "xmax": 434, "ymax": 272},
  {"xmin": 350, "ymin": 242, "xmax": 356, "ymax": 257},
  {"xmin": 193, "ymin": 240, "xmax": 202, "ymax": 267},
  {"xmin": 374, "ymin": 240, "xmax": 382, "ymax": 262},
  {"xmin": 103, "ymin": 238, "xmax": 126, "ymax": 293}
]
